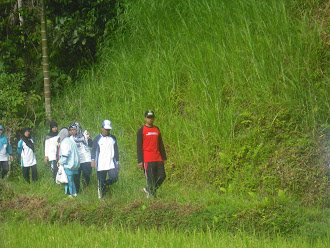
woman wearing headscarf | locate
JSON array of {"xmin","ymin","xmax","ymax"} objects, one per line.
[
  {"xmin": 17, "ymin": 128, "xmax": 37, "ymax": 183},
  {"xmin": 68, "ymin": 122, "xmax": 92, "ymax": 193},
  {"xmin": 0, "ymin": 125, "xmax": 14, "ymax": 179},
  {"xmin": 44, "ymin": 121, "xmax": 59, "ymax": 181},
  {"xmin": 58, "ymin": 128, "xmax": 80, "ymax": 197}
]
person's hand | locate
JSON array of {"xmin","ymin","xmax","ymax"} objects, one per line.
[
  {"xmin": 44, "ymin": 156, "xmax": 48, "ymax": 164},
  {"xmin": 10, "ymin": 155, "xmax": 14, "ymax": 162},
  {"xmin": 138, "ymin": 162, "xmax": 143, "ymax": 169},
  {"xmin": 84, "ymin": 130, "xmax": 90, "ymax": 139},
  {"xmin": 91, "ymin": 160, "xmax": 95, "ymax": 168}
]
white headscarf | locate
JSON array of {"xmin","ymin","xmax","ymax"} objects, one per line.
[{"xmin": 58, "ymin": 128, "xmax": 69, "ymax": 142}]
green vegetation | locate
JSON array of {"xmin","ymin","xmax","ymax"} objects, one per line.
[
  {"xmin": 0, "ymin": 0, "xmax": 328, "ymax": 245},
  {"xmin": 0, "ymin": 0, "xmax": 120, "ymax": 130},
  {"xmin": 53, "ymin": 0, "xmax": 328, "ymax": 201},
  {"xmin": 1, "ymin": 220, "xmax": 328, "ymax": 248}
]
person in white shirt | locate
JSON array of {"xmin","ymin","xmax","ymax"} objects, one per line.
[
  {"xmin": 17, "ymin": 128, "xmax": 37, "ymax": 183},
  {"xmin": 0, "ymin": 125, "xmax": 14, "ymax": 179},
  {"xmin": 44, "ymin": 121, "xmax": 59, "ymax": 181},
  {"xmin": 91, "ymin": 120, "xmax": 119, "ymax": 199}
]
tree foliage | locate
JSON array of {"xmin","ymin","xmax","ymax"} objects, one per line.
[
  {"xmin": 46, "ymin": 0, "xmax": 119, "ymax": 88},
  {"xmin": 0, "ymin": 0, "xmax": 120, "ymax": 136},
  {"xmin": 0, "ymin": 72, "xmax": 41, "ymax": 140}
]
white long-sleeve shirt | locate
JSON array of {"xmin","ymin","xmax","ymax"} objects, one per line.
[
  {"xmin": 17, "ymin": 139, "xmax": 37, "ymax": 167},
  {"xmin": 91, "ymin": 134, "xmax": 119, "ymax": 171},
  {"xmin": 45, "ymin": 135, "xmax": 59, "ymax": 161}
]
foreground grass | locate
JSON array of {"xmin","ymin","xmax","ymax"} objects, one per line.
[
  {"xmin": 1, "ymin": 220, "xmax": 328, "ymax": 248},
  {"xmin": 1, "ymin": 164, "xmax": 329, "ymax": 239}
]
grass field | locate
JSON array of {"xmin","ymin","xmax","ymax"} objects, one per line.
[{"xmin": 1, "ymin": 220, "xmax": 329, "ymax": 248}]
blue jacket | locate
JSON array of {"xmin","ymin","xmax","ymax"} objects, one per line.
[{"xmin": 58, "ymin": 137, "xmax": 80, "ymax": 171}]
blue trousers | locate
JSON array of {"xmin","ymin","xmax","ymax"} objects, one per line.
[
  {"xmin": 106, "ymin": 168, "xmax": 119, "ymax": 186},
  {"xmin": 64, "ymin": 169, "xmax": 78, "ymax": 196},
  {"xmin": 97, "ymin": 168, "xmax": 119, "ymax": 198}
]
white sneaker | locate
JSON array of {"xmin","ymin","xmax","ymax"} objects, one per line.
[
  {"xmin": 142, "ymin": 188, "xmax": 150, "ymax": 198},
  {"xmin": 73, "ymin": 194, "xmax": 77, "ymax": 197}
]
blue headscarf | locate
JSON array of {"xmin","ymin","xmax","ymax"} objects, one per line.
[{"xmin": 0, "ymin": 125, "xmax": 8, "ymax": 149}]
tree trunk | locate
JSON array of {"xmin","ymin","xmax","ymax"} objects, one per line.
[
  {"xmin": 40, "ymin": 0, "xmax": 52, "ymax": 123},
  {"xmin": 17, "ymin": 0, "xmax": 24, "ymax": 26}
]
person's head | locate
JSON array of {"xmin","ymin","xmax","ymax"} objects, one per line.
[
  {"xmin": 101, "ymin": 120, "xmax": 112, "ymax": 136},
  {"xmin": 22, "ymin": 128, "xmax": 31, "ymax": 138},
  {"xmin": 49, "ymin": 121, "xmax": 58, "ymax": 133},
  {"xmin": 68, "ymin": 122, "xmax": 82, "ymax": 136},
  {"xmin": 144, "ymin": 110, "xmax": 155, "ymax": 127},
  {"xmin": 0, "ymin": 125, "xmax": 3, "ymax": 136},
  {"xmin": 69, "ymin": 126, "xmax": 77, "ymax": 136},
  {"xmin": 58, "ymin": 127, "xmax": 69, "ymax": 142}
]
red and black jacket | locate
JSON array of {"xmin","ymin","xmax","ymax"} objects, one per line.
[{"xmin": 137, "ymin": 125, "xmax": 167, "ymax": 163}]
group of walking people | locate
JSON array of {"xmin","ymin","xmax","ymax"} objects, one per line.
[
  {"xmin": 45, "ymin": 120, "xmax": 120, "ymax": 199},
  {"xmin": 0, "ymin": 110, "xmax": 167, "ymax": 199}
]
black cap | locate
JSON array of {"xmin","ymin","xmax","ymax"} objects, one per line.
[{"xmin": 144, "ymin": 110, "xmax": 155, "ymax": 117}]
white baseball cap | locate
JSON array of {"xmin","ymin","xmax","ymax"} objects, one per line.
[{"xmin": 102, "ymin": 120, "xmax": 112, "ymax": 130}]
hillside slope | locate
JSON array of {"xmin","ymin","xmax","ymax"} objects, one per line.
[{"xmin": 52, "ymin": 0, "xmax": 329, "ymax": 203}]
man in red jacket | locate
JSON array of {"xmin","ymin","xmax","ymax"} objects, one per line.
[{"xmin": 137, "ymin": 110, "xmax": 167, "ymax": 198}]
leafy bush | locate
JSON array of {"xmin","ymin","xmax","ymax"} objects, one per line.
[{"xmin": 0, "ymin": 72, "xmax": 41, "ymax": 139}]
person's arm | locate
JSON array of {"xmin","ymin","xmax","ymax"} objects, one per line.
[
  {"xmin": 112, "ymin": 135, "xmax": 119, "ymax": 162},
  {"xmin": 6, "ymin": 142, "xmax": 13, "ymax": 155},
  {"xmin": 17, "ymin": 140, "xmax": 23, "ymax": 155},
  {"xmin": 137, "ymin": 127, "xmax": 144, "ymax": 164},
  {"xmin": 91, "ymin": 135, "xmax": 99, "ymax": 168},
  {"xmin": 83, "ymin": 130, "xmax": 93, "ymax": 147},
  {"xmin": 158, "ymin": 131, "xmax": 167, "ymax": 162},
  {"xmin": 44, "ymin": 138, "xmax": 49, "ymax": 163},
  {"xmin": 6, "ymin": 142, "xmax": 14, "ymax": 161},
  {"xmin": 112, "ymin": 135, "xmax": 120, "ymax": 170},
  {"xmin": 58, "ymin": 140, "xmax": 69, "ymax": 166},
  {"xmin": 87, "ymin": 138, "xmax": 93, "ymax": 147}
]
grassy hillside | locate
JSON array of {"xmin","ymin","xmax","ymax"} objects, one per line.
[
  {"xmin": 0, "ymin": 0, "xmax": 329, "ymax": 243},
  {"xmin": 52, "ymin": 0, "xmax": 328, "ymax": 201}
]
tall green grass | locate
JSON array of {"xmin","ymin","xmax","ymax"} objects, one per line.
[
  {"xmin": 1, "ymin": 220, "xmax": 328, "ymax": 248},
  {"xmin": 50, "ymin": 0, "xmax": 328, "ymax": 199}
]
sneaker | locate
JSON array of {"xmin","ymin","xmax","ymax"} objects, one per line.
[
  {"xmin": 142, "ymin": 187, "xmax": 150, "ymax": 198},
  {"xmin": 73, "ymin": 194, "xmax": 77, "ymax": 197},
  {"xmin": 68, "ymin": 195, "xmax": 73, "ymax": 198}
]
